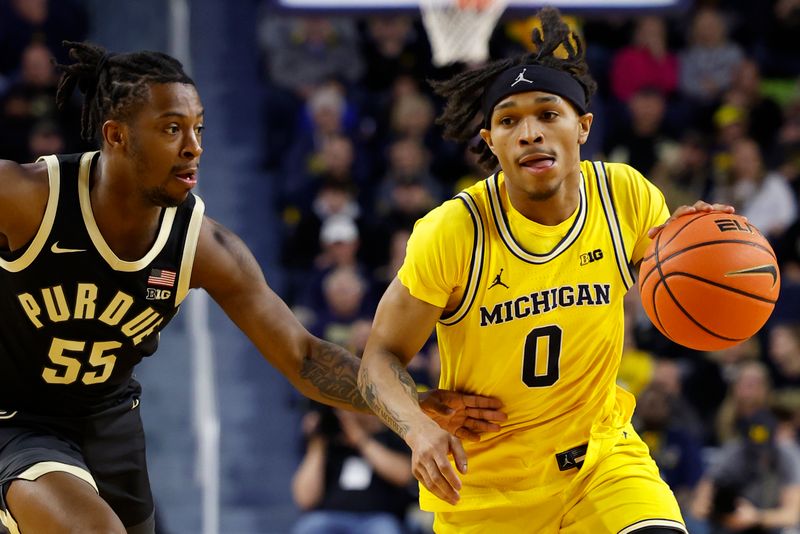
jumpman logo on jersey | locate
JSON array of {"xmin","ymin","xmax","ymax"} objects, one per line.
[
  {"xmin": 511, "ymin": 68, "xmax": 534, "ymax": 87},
  {"xmin": 488, "ymin": 268, "xmax": 509, "ymax": 289}
]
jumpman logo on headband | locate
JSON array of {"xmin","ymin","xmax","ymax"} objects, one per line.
[{"xmin": 511, "ymin": 68, "xmax": 534, "ymax": 87}]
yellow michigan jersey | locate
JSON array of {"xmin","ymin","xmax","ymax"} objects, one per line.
[{"xmin": 398, "ymin": 161, "xmax": 673, "ymax": 516}]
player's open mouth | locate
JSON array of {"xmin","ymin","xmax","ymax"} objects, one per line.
[
  {"xmin": 174, "ymin": 172, "xmax": 197, "ymax": 185},
  {"xmin": 519, "ymin": 154, "xmax": 556, "ymax": 171}
]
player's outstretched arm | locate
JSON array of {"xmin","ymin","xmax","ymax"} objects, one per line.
[
  {"xmin": 359, "ymin": 277, "xmax": 468, "ymax": 505},
  {"xmin": 190, "ymin": 216, "xmax": 506, "ymax": 432},
  {"xmin": 191, "ymin": 216, "xmax": 369, "ymax": 411}
]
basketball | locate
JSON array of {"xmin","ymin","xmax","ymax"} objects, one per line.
[{"xmin": 638, "ymin": 212, "xmax": 780, "ymax": 351}]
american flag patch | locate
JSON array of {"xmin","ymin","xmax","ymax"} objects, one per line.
[{"xmin": 148, "ymin": 268, "xmax": 176, "ymax": 287}]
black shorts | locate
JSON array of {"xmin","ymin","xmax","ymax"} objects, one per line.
[{"xmin": 0, "ymin": 390, "xmax": 153, "ymax": 530}]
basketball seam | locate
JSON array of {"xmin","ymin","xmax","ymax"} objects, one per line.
[
  {"xmin": 639, "ymin": 238, "xmax": 777, "ymax": 289},
  {"xmin": 656, "ymin": 239, "xmax": 778, "ymax": 265},
  {"xmin": 652, "ymin": 276, "xmax": 746, "ymax": 342},
  {"xmin": 661, "ymin": 271, "xmax": 778, "ymax": 303},
  {"xmin": 640, "ymin": 212, "xmax": 712, "ymax": 263}
]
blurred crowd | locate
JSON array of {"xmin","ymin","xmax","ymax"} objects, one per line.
[{"xmin": 7, "ymin": 0, "xmax": 800, "ymax": 532}]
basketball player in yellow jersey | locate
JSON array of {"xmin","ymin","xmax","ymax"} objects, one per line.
[{"xmin": 358, "ymin": 7, "xmax": 734, "ymax": 534}]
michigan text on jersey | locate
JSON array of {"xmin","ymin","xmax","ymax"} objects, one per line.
[{"xmin": 479, "ymin": 283, "xmax": 611, "ymax": 326}]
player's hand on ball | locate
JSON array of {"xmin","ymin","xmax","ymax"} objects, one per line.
[
  {"xmin": 648, "ymin": 201, "xmax": 736, "ymax": 239},
  {"xmin": 419, "ymin": 389, "xmax": 507, "ymax": 441},
  {"xmin": 405, "ymin": 417, "xmax": 467, "ymax": 505}
]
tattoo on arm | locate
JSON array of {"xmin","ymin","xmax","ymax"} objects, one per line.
[
  {"xmin": 358, "ymin": 356, "xmax": 419, "ymax": 438},
  {"xmin": 300, "ymin": 339, "xmax": 369, "ymax": 411}
]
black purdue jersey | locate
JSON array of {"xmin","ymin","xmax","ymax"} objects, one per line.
[{"xmin": 0, "ymin": 152, "xmax": 205, "ymax": 416}]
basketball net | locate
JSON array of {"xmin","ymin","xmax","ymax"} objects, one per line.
[{"xmin": 420, "ymin": 0, "xmax": 510, "ymax": 66}]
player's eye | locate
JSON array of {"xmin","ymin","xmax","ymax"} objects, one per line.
[{"xmin": 165, "ymin": 124, "xmax": 180, "ymax": 134}]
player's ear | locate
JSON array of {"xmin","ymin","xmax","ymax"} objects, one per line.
[
  {"xmin": 479, "ymin": 128, "xmax": 496, "ymax": 154},
  {"xmin": 577, "ymin": 113, "xmax": 593, "ymax": 145},
  {"xmin": 101, "ymin": 120, "xmax": 126, "ymax": 149}
]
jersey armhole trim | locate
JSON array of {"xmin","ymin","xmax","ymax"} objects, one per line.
[
  {"xmin": 440, "ymin": 192, "xmax": 485, "ymax": 326},
  {"xmin": 175, "ymin": 196, "xmax": 206, "ymax": 305},
  {"xmin": 0, "ymin": 155, "xmax": 60, "ymax": 272},
  {"xmin": 16, "ymin": 461, "xmax": 99, "ymax": 493},
  {"xmin": 593, "ymin": 161, "xmax": 635, "ymax": 290},
  {"xmin": 617, "ymin": 518, "xmax": 687, "ymax": 534}
]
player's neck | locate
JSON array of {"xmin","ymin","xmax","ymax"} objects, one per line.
[
  {"xmin": 505, "ymin": 172, "xmax": 581, "ymax": 226},
  {"xmin": 90, "ymin": 154, "xmax": 164, "ymax": 261}
]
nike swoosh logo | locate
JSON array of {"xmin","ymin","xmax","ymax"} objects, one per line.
[
  {"xmin": 0, "ymin": 410, "xmax": 17, "ymax": 419},
  {"xmin": 51, "ymin": 241, "xmax": 86, "ymax": 254},
  {"xmin": 725, "ymin": 264, "xmax": 778, "ymax": 287}
]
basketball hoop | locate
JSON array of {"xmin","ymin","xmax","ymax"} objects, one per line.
[{"xmin": 420, "ymin": 0, "xmax": 509, "ymax": 66}]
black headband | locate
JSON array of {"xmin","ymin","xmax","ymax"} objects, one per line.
[{"xmin": 482, "ymin": 64, "xmax": 587, "ymax": 128}]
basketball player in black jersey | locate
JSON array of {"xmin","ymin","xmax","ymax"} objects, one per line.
[{"xmin": 0, "ymin": 42, "xmax": 505, "ymax": 534}]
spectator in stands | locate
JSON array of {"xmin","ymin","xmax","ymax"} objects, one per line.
[
  {"xmin": 716, "ymin": 360, "xmax": 773, "ymax": 446},
  {"xmin": 358, "ymin": 16, "xmax": 432, "ymax": 95},
  {"xmin": 0, "ymin": 42, "xmax": 81, "ymax": 161},
  {"xmin": 649, "ymin": 358, "xmax": 707, "ymax": 443},
  {"xmin": 281, "ymin": 179, "xmax": 362, "ymax": 304},
  {"xmin": 291, "ymin": 405, "xmax": 413, "ymax": 534},
  {"xmin": 717, "ymin": 138, "xmax": 796, "ymax": 242},
  {"xmin": 634, "ymin": 383, "xmax": 704, "ymax": 511},
  {"xmin": 604, "ymin": 87, "xmax": 677, "ymax": 176},
  {"xmin": 609, "ymin": 16, "xmax": 679, "ymax": 104},
  {"xmin": 679, "ymin": 7, "xmax": 744, "ymax": 107},
  {"xmin": 692, "ymin": 409, "xmax": 800, "ymax": 533},
  {"xmin": 650, "ymin": 130, "xmax": 714, "ymax": 211},
  {"xmin": 0, "ymin": 0, "xmax": 88, "ymax": 78},
  {"xmin": 767, "ymin": 323, "xmax": 800, "ymax": 390},
  {"xmin": 258, "ymin": 16, "xmax": 362, "ymax": 169},
  {"xmin": 722, "ymin": 58, "xmax": 784, "ymax": 156},
  {"xmin": 373, "ymin": 137, "xmax": 442, "ymax": 219},
  {"xmin": 26, "ymin": 119, "xmax": 64, "ymax": 160},
  {"xmin": 309, "ymin": 266, "xmax": 373, "ymax": 348},
  {"xmin": 260, "ymin": 16, "xmax": 363, "ymax": 101}
]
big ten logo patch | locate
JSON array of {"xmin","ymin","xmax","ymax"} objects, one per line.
[
  {"xmin": 580, "ymin": 249, "xmax": 603, "ymax": 266},
  {"xmin": 146, "ymin": 288, "xmax": 172, "ymax": 301}
]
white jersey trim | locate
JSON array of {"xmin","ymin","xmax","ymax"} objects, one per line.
[
  {"xmin": 175, "ymin": 197, "xmax": 205, "ymax": 306},
  {"xmin": 16, "ymin": 460, "xmax": 99, "ymax": 492},
  {"xmin": 0, "ymin": 155, "xmax": 60, "ymax": 273},
  {"xmin": 617, "ymin": 518, "xmax": 687, "ymax": 534},
  {"xmin": 440, "ymin": 192, "xmax": 485, "ymax": 326},
  {"xmin": 487, "ymin": 171, "xmax": 587, "ymax": 264},
  {"xmin": 593, "ymin": 161, "xmax": 635, "ymax": 290},
  {"xmin": 78, "ymin": 151, "xmax": 177, "ymax": 272}
]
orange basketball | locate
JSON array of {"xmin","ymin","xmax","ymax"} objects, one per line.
[{"xmin": 638, "ymin": 212, "xmax": 780, "ymax": 351}]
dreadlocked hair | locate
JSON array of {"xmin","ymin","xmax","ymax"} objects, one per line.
[
  {"xmin": 55, "ymin": 41, "xmax": 195, "ymax": 144},
  {"xmin": 431, "ymin": 6, "xmax": 597, "ymax": 172}
]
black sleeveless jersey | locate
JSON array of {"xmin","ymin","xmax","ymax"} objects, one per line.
[{"xmin": 0, "ymin": 152, "xmax": 205, "ymax": 416}]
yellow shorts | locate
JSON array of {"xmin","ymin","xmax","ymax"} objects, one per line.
[{"xmin": 433, "ymin": 424, "xmax": 686, "ymax": 534}]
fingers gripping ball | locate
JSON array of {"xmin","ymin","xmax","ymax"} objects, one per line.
[{"xmin": 639, "ymin": 213, "xmax": 780, "ymax": 351}]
